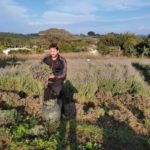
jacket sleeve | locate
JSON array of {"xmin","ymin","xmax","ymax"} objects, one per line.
[
  {"xmin": 55, "ymin": 58, "xmax": 67, "ymax": 80},
  {"xmin": 41, "ymin": 55, "xmax": 50, "ymax": 66}
]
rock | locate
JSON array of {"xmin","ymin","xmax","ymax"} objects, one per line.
[{"xmin": 42, "ymin": 99, "xmax": 61, "ymax": 122}]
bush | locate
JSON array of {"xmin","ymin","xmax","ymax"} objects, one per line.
[
  {"xmin": 97, "ymin": 42, "xmax": 111, "ymax": 55},
  {"xmin": 0, "ymin": 75, "xmax": 43, "ymax": 95},
  {"xmin": 34, "ymin": 48, "xmax": 44, "ymax": 53},
  {"xmin": 141, "ymin": 46, "xmax": 150, "ymax": 57},
  {"xmin": 98, "ymin": 33, "xmax": 120, "ymax": 46},
  {"xmin": 59, "ymin": 41, "xmax": 88, "ymax": 52},
  {"xmin": 59, "ymin": 42, "xmax": 72, "ymax": 52},
  {"xmin": 9, "ymin": 49, "xmax": 32, "ymax": 54},
  {"xmin": 0, "ymin": 45, "xmax": 5, "ymax": 53},
  {"xmin": 124, "ymin": 47, "xmax": 138, "ymax": 57},
  {"xmin": 0, "ymin": 62, "xmax": 48, "ymax": 95},
  {"xmin": 71, "ymin": 41, "xmax": 88, "ymax": 52}
]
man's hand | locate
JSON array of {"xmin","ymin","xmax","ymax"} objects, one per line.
[{"xmin": 49, "ymin": 75, "xmax": 55, "ymax": 79}]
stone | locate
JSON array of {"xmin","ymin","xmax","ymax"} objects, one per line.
[{"xmin": 42, "ymin": 98, "xmax": 61, "ymax": 122}]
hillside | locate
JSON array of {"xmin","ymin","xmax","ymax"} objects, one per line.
[{"xmin": 0, "ymin": 28, "xmax": 150, "ymax": 57}]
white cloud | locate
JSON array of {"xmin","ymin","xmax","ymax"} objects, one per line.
[
  {"xmin": 46, "ymin": 0, "xmax": 150, "ymax": 12},
  {"xmin": 29, "ymin": 11, "xmax": 96, "ymax": 26},
  {"xmin": 100, "ymin": 14, "xmax": 150, "ymax": 23},
  {"xmin": 96, "ymin": 0, "xmax": 150, "ymax": 11},
  {"xmin": 56, "ymin": 1, "xmax": 97, "ymax": 14},
  {"xmin": 0, "ymin": 0, "xmax": 150, "ymax": 34},
  {"xmin": 136, "ymin": 26, "xmax": 150, "ymax": 34},
  {"xmin": 0, "ymin": 0, "xmax": 31, "ymax": 33},
  {"xmin": 45, "ymin": 0, "xmax": 97, "ymax": 14},
  {"xmin": 0, "ymin": 0, "xmax": 28, "ymax": 21}
]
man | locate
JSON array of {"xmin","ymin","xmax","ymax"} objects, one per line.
[{"xmin": 41, "ymin": 43, "xmax": 67, "ymax": 117}]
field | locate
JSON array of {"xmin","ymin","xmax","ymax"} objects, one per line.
[{"xmin": 0, "ymin": 53, "xmax": 150, "ymax": 150}]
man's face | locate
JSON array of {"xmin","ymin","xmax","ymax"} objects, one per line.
[{"xmin": 49, "ymin": 47, "xmax": 59, "ymax": 58}]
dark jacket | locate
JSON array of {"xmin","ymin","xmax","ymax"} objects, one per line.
[{"xmin": 42, "ymin": 54, "xmax": 67, "ymax": 81}]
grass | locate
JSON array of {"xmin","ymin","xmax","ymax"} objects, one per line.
[
  {"xmin": 1, "ymin": 119, "xmax": 149, "ymax": 150},
  {"xmin": 0, "ymin": 55, "xmax": 150, "ymax": 149},
  {"xmin": 66, "ymin": 59, "xmax": 150, "ymax": 102}
]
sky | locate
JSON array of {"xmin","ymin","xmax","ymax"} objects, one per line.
[{"xmin": 0, "ymin": 0, "xmax": 150, "ymax": 35}]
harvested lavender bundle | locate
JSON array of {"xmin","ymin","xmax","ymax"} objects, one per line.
[{"xmin": 31, "ymin": 62, "xmax": 52, "ymax": 85}]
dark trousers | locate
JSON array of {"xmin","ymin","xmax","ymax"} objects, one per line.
[
  {"xmin": 44, "ymin": 79, "xmax": 65, "ymax": 114},
  {"xmin": 44, "ymin": 79, "xmax": 63, "ymax": 100}
]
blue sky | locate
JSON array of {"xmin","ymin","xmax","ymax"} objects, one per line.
[{"xmin": 0, "ymin": 0, "xmax": 150, "ymax": 34}]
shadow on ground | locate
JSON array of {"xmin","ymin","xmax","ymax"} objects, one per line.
[
  {"xmin": 97, "ymin": 114, "xmax": 150, "ymax": 150},
  {"xmin": 0, "ymin": 56, "xmax": 25, "ymax": 68},
  {"xmin": 56, "ymin": 80, "xmax": 78, "ymax": 150},
  {"xmin": 132, "ymin": 62, "xmax": 150, "ymax": 84}
]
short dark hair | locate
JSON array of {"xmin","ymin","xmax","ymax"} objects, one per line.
[{"xmin": 49, "ymin": 43, "xmax": 59, "ymax": 50}]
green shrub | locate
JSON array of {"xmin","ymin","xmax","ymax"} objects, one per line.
[
  {"xmin": 12, "ymin": 123, "xmax": 29, "ymax": 139},
  {"xmin": 124, "ymin": 47, "xmax": 138, "ymax": 57},
  {"xmin": 73, "ymin": 82, "xmax": 97, "ymax": 102},
  {"xmin": 0, "ymin": 45, "xmax": 5, "ymax": 53},
  {"xmin": 0, "ymin": 75, "xmax": 43, "ymax": 95},
  {"xmin": 71, "ymin": 41, "xmax": 88, "ymax": 52},
  {"xmin": 78, "ymin": 142, "xmax": 102, "ymax": 150},
  {"xmin": 0, "ymin": 109, "xmax": 18, "ymax": 125},
  {"xmin": 9, "ymin": 49, "xmax": 32, "ymax": 54},
  {"xmin": 97, "ymin": 42, "xmax": 111, "ymax": 55},
  {"xmin": 59, "ymin": 42, "xmax": 72, "ymax": 52},
  {"xmin": 97, "ymin": 77, "xmax": 150, "ymax": 97},
  {"xmin": 34, "ymin": 48, "xmax": 44, "ymax": 53},
  {"xmin": 31, "ymin": 136, "xmax": 58, "ymax": 150}
]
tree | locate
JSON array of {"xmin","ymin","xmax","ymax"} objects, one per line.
[{"xmin": 87, "ymin": 31, "xmax": 95, "ymax": 36}]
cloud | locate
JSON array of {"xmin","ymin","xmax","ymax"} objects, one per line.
[
  {"xmin": 29, "ymin": 11, "xmax": 96, "ymax": 26},
  {"xmin": 45, "ymin": 0, "xmax": 150, "ymax": 12},
  {"xmin": 95, "ymin": 0, "xmax": 150, "ymax": 11},
  {"xmin": 45, "ymin": 0, "xmax": 97, "ymax": 14},
  {"xmin": 0, "ymin": 0, "xmax": 28, "ymax": 21},
  {"xmin": 0, "ymin": 0, "xmax": 31, "ymax": 33},
  {"xmin": 0, "ymin": 0, "xmax": 150, "ymax": 34},
  {"xmin": 99, "ymin": 14, "xmax": 150, "ymax": 23},
  {"xmin": 56, "ymin": 1, "xmax": 97, "ymax": 14},
  {"xmin": 136, "ymin": 26, "xmax": 150, "ymax": 34}
]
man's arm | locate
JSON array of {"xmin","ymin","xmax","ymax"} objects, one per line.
[
  {"xmin": 41, "ymin": 55, "xmax": 51, "ymax": 66},
  {"xmin": 55, "ymin": 57, "xmax": 67, "ymax": 80}
]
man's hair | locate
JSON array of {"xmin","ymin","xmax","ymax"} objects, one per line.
[{"xmin": 49, "ymin": 43, "xmax": 59, "ymax": 50}]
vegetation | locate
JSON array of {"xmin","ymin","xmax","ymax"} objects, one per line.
[
  {"xmin": 9, "ymin": 49, "xmax": 32, "ymax": 54},
  {"xmin": 0, "ymin": 56, "xmax": 150, "ymax": 149},
  {"xmin": 97, "ymin": 33, "xmax": 150, "ymax": 57},
  {"xmin": 0, "ymin": 29, "xmax": 150, "ymax": 57}
]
